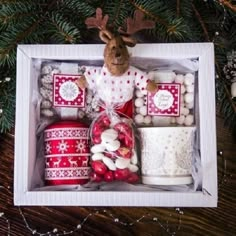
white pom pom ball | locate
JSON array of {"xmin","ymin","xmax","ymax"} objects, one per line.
[
  {"xmin": 184, "ymin": 73, "xmax": 194, "ymax": 85},
  {"xmin": 180, "ymin": 107, "xmax": 190, "ymax": 116},
  {"xmin": 186, "ymin": 85, "xmax": 194, "ymax": 93},
  {"xmin": 156, "ymin": 71, "xmax": 176, "ymax": 83},
  {"xmin": 139, "ymin": 106, "xmax": 147, "ymax": 116},
  {"xmin": 175, "ymin": 74, "xmax": 184, "ymax": 84},
  {"xmin": 185, "ymin": 101, "xmax": 194, "ymax": 109},
  {"xmin": 176, "ymin": 115, "xmax": 185, "ymax": 125},
  {"xmin": 184, "ymin": 93, "xmax": 194, "ymax": 103},
  {"xmin": 184, "ymin": 114, "xmax": 194, "ymax": 126},
  {"xmin": 143, "ymin": 115, "xmax": 152, "ymax": 124},
  {"xmin": 181, "ymin": 85, "xmax": 186, "ymax": 94},
  {"xmin": 135, "ymin": 90, "xmax": 144, "ymax": 98},
  {"xmin": 135, "ymin": 98, "xmax": 144, "ymax": 107},
  {"xmin": 134, "ymin": 114, "xmax": 144, "ymax": 124}
]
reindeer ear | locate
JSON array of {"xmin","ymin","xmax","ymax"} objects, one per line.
[
  {"xmin": 99, "ymin": 30, "xmax": 113, "ymax": 43},
  {"xmin": 121, "ymin": 36, "xmax": 137, "ymax": 47}
]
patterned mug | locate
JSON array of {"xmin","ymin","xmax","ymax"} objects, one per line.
[
  {"xmin": 139, "ymin": 126, "xmax": 196, "ymax": 185},
  {"xmin": 44, "ymin": 121, "xmax": 90, "ymax": 185}
]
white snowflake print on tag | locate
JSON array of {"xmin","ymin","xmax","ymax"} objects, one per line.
[
  {"xmin": 53, "ymin": 74, "xmax": 85, "ymax": 107},
  {"xmin": 59, "ymin": 81, "xmax": 80, "ymax": 101}
]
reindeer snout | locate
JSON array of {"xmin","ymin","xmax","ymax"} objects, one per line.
[{"xmin": 115, "ymin": 52, "xmax": 121, "ymax": 58}]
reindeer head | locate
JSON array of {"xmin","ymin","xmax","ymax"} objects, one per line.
[{"xmin": 85, "ymin": 8, "xmax": 155, "ymax": 76}]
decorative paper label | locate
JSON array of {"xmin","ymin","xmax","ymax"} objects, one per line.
[
  {"xmin": 147, "ymin": 83, "xmax": 180, "ymax": 116},
  {"xmin": 53, "ymin": 74, "xmax": 85, "ymax": 107}
]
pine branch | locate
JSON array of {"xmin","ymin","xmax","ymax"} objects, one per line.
[
  {"xmin": 129, "ymin": 0, "xmax": 168, "ymax": 27},
  {"xmin": 47, "ymin": 12, "xmax": 81, "ymax": 43},
  {"xmin": 191, "ymin": 3, "xmax": 210, "ymax": 42},
  {"xmin": 0, "ymin": 68, "xmax": 15, "ymax": 133},
  {"xmin": 176, "ymin": 0, "xmax": 180, "ymax": 17}
]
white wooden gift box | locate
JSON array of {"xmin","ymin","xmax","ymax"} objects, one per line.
[{"xmin": 14, "ymin": 43, "xmax": 217, "ymax": 207}]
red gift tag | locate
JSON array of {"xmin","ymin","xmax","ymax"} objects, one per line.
[
  {"xmin": 44, "ymin": 121, "xmax": 90, "ymax": 185},
  {"xmin": 53, "ymin": 74, "xmax": 85, "ymax": 108},
  {"xmin": 147, "ymin": 83, "xmax": 180, "ymax": 116}
]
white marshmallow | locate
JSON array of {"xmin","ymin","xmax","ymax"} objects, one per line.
[
  {"xmin": 134, "ymin": 114, "xmax": 144, "ymax": 124},
  {"xmin": 186, "ymin": 85, "xmax": 194, "ymax": 93},
  {"xmin": 181, "ymin": 85, "xmax": 186, "ymax": 94},
  {"xmin": 128, "ymin": 164, "xmax": 139, "ymax": 172},
  {"xmin": 102, "ymin": 157, "xmax": 116, "ymax": 171},
  {"xmin": 101, "ymin": 129, "xmax": 118, "ymax": 142},
  {"xmin": 184, "ymin": 73, "xmax": 194, "ymax": 85},
  {"xmin": 185, "ymin": 101, "xmax": 194, "ymax": 109},
  {"xmin": 180, "ymin": 107, "xmax": 190, "ymax": 116},
  {"xmin": 175, "ymin": 74, "xmax": 184, "ymax": 84},
  {"xmin": 155, "ymin": 71, "xmax": 176, "ymax": 83},
  {"xmin": 92, "ymin": 153, "xmax": 105, "ymax": 161},
  {"xmin": 184, "ymin": 114, "xmax": 194, "ymax": 126},
  {"xmin": 143, "ymin": 115, "xmax": 152, "ymax": 124},
  {"xmin": 139, "ymin": 106, "xmax": 147, "ymax": 116},
  {"xmin": 135, "ymin": 98, "xmax": 144, "ymax": 107},
  {"xmin": 184, "ymin": 93, "xmax": 194, "ymax": 103},
  {"xmin": 135, "ymin": 90, "xmax": 144, "ymax": 98},
  {"xmin": 115, "ymin": 158, "xmax": 130, "ymax": 169},
  {"xmin": 91, "ymin": 144, "xmax": 106, "ymax": 153},
  {"xmin": 176, "ymin": 115, "xmax": 185, "ymax": 125},
  {"xmin": 105, "ymin": 140, "xmax": 120, "ymax": 152}
]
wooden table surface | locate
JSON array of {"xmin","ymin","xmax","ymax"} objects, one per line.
[{"xmin": 0, "ymin": 108, "xmax": 235, "ymax": 236}]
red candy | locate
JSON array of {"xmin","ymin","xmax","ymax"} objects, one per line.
[
  {"xmin": 92, "ymin": 161, "xmax": 107, "ymax": 175},
  {"xmin": 126, "ymin": 173, "xmax": 139, "ymax": 183},
  {"xmin": 102, "ymin": 115, "xmax": 111, "ymax": 127},
  {"xmin": 104, "ymin": 171, "xmax": 114, "ymax": 182},
  {"xmin": 90, "ymin": 115, "xmax": 139, "ymax": 183},
  {"xmin": 114, "ymin": 168, "xmax": 130, "ymax": 181},
  {"xmin": 90, "ymin": 172, "xmax": 103, "ymax": 182},
  {"xmin": 92, "ymin": 135, "xmax": 102, "ymax": 144},
  {"xmin": 114, "ymin": 122, "xmax": 132, "ymax": 135}
]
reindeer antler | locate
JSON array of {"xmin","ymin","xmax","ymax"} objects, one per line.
[
  {"xmin": 85, "ymin": 8, "xmax": 109, "ymax": 30},
  {"xmin": 119, "ymin": 10, "xmax": 155, "ymax": 35}
]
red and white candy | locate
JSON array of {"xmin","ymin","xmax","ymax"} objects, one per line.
[{"xmin": 90, "ymin": 116, "xmax": 139, "ymax": 183}]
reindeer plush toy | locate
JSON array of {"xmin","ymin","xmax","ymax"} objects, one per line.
[{"xmin": 77, "ymin": 8, "xmax": 157, "ymax": 118}]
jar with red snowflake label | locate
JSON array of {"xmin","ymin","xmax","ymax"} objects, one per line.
[{"xmin": 44, "ymin": 121, "xmax": 90, "ymax": 185}]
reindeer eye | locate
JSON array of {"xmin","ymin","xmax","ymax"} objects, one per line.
[{"xmin": 119, "ymin": 45, "xmax": 124, "ymax": 49}]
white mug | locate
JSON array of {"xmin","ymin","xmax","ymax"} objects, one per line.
[{"xmin": 139, "ymin": 126, "xmax": 196, "ymax": 185}]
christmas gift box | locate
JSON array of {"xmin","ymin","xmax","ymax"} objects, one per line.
[{"xmin": 14, "ymin": 43, "xmax": 217, "ymax": 207}]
